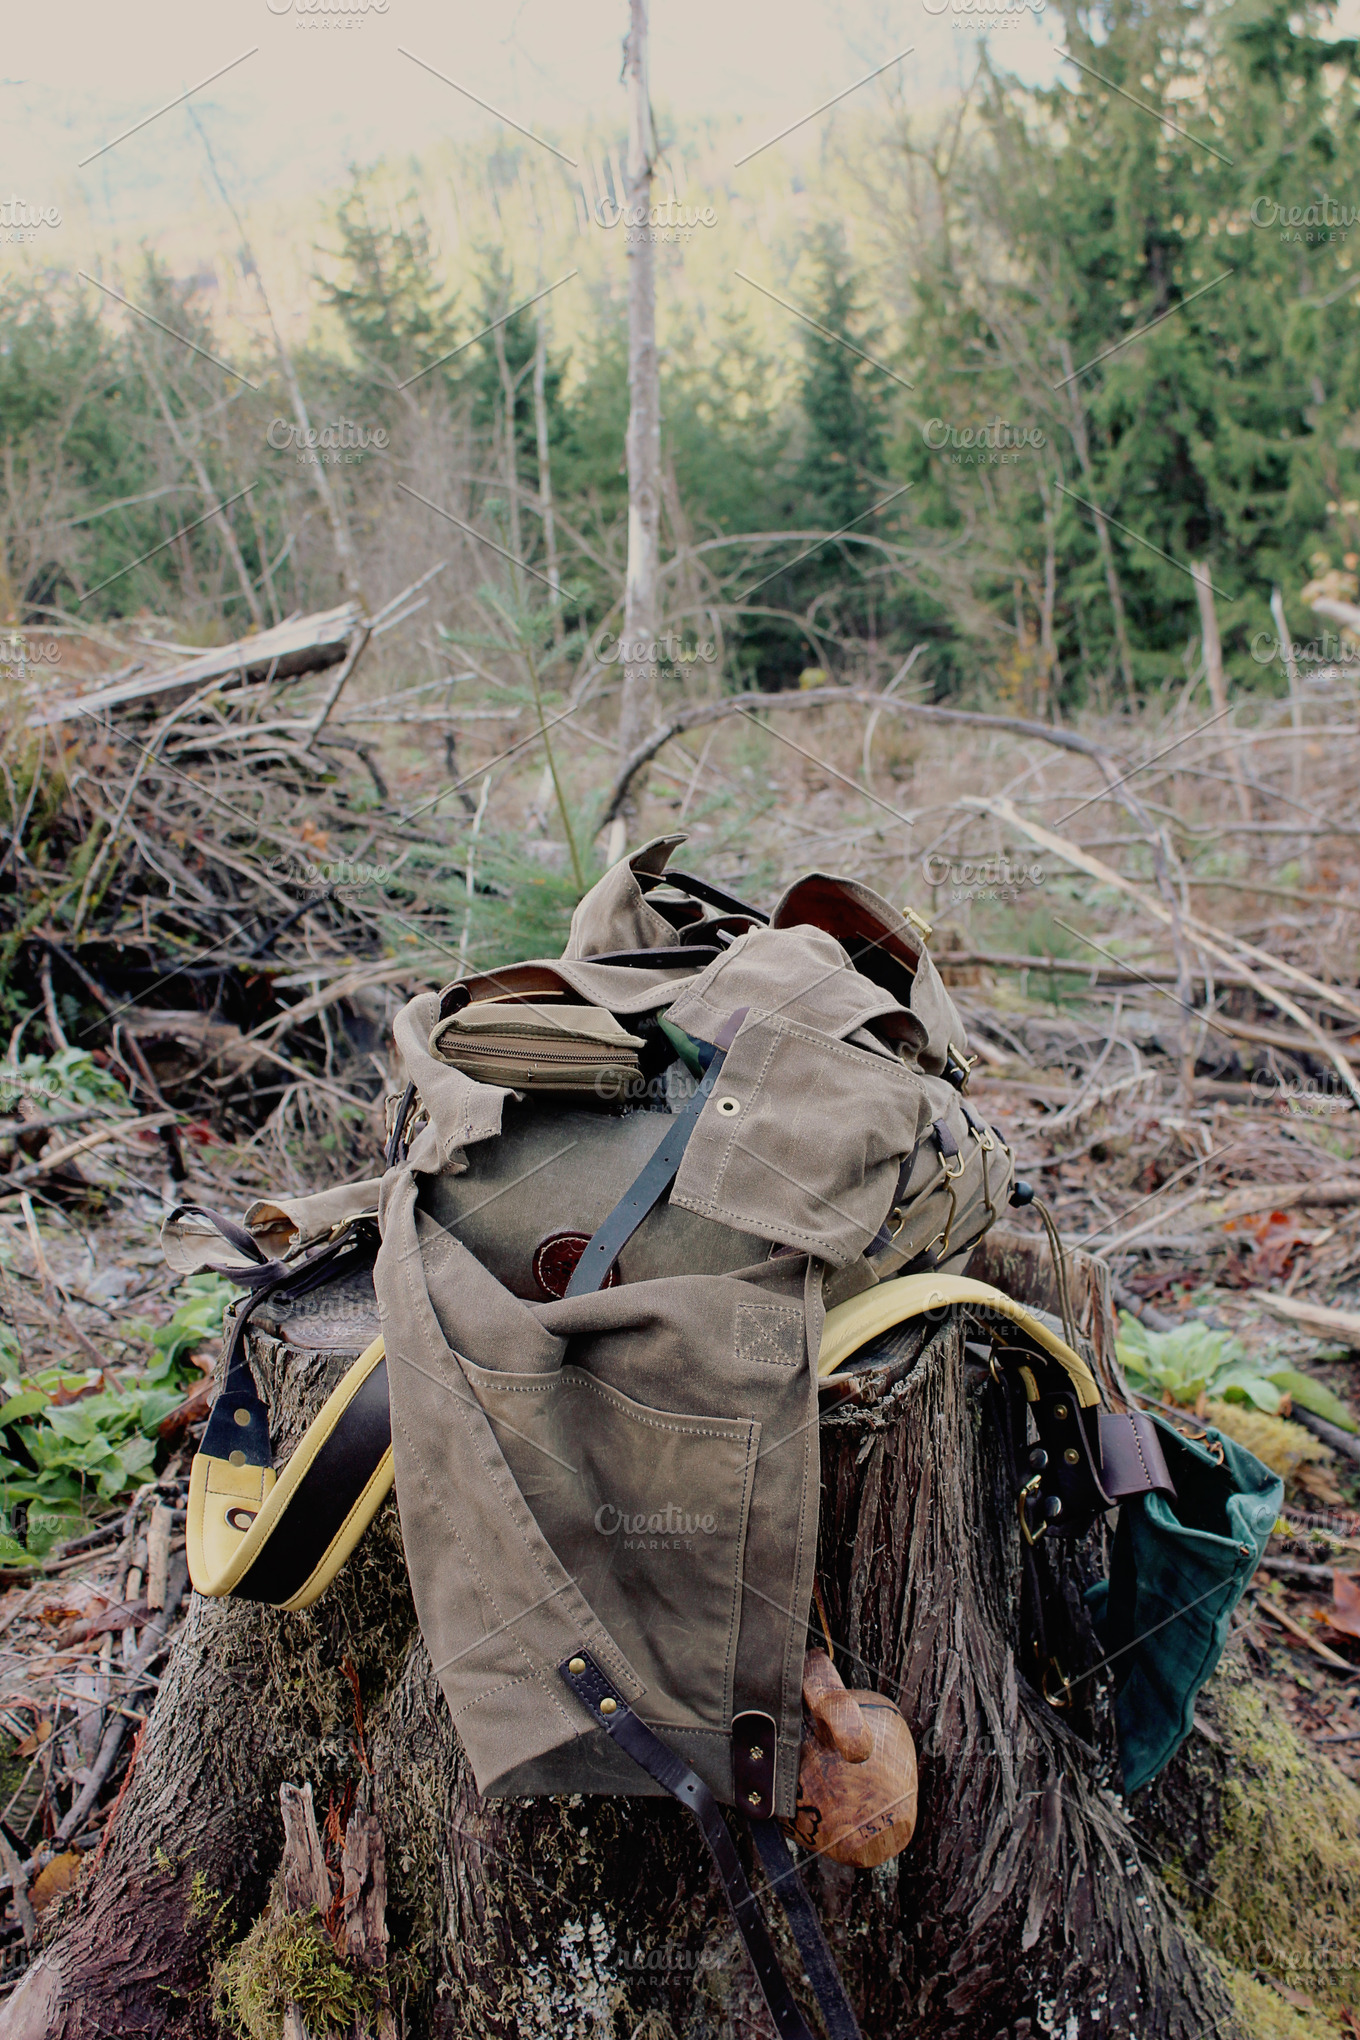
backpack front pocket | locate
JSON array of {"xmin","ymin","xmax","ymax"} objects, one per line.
[{"xmin": 458, "ymin": 1356, "xmax": 759, "ymax": 1734}]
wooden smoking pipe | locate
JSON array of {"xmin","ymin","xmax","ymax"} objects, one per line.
[{"xmin": 792, "ymin": 1649, "xmax": 918, "ymax": 1869}]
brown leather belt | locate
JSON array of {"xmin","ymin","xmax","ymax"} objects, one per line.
[{"xmin": 559, "ymin": 1651, "xmax": 861, "ymax": 2040}]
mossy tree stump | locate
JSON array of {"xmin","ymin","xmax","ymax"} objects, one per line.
[{"xmin": 8, "ymin": 1232, "xmax": 1348, "ymax": 2039}]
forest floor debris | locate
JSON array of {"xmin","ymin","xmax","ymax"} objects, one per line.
[{"xmin": 3, "ymin": 630, "xmax": 1360, "ymax": 2024}]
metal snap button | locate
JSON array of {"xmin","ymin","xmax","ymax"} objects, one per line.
[
  {"xmin": 233, "ymin": 1407, "xmax": 252, "ymax": 1427},
  {"xmin": 568, "ymin": 1657, "xmax": 586, "ymax": 1675},
  {"xmin": 600, "ymin": 1697, "xmax": 618, "ymax": 1715},
  {"xmin": 1063, "ymin": 1448, "xmax": 1080, "ymax": 1466},
  {"xmin": 229, "ymin": 1450, "xmax": 246, "ymax": 1468}
]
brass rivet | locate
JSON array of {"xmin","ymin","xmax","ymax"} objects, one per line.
[
  {"xmin": 1053, "ymin": 1401, "xmax": 1070, "ymax": 1421},
  {"xmin": 716, "ymin": 1096, "xmax": 741, "ymax": 1116},
  {"xmin": 747, "ymin": 1790, "xmax": 762, "ymax": 1806},
  {"xmin": 1064, "ymin": 1448, "xmax": 1080, "ymax": 1466},
  {"xmin": 749, "ymin": 1745, "xmax": 763, "ymax": 1761},
  {"xmin": 233, "ymin": 1407, "xmax": 252, "ymax": 1427},
  {"xmin": 568, "ymin": 1657, "xmax": 586, "ymax": 1675},
  {"xmin": 600, "ymin": 1697, "xmax": 618, "ymax": 1716},
  {"xmin": 228, "ymin": 1449, "xmax": 245, "ymax": 1468}
]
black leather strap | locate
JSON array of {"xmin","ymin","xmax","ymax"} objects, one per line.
[
  {"xmin": 199, "ymin": 1224, "xmax": 380, "ymax": 1469},
  {"xmin": 231, "ymin": 1356, "xmax": 391, "ymax": 1605},
  {"xmin": 558, "ymin": 1652, "xmax": 818, "ymax": 2040},
  {"xmin": 642, "ymin": 867, "xmax": 771, "ymax": 924},
  {"xmin": 749, "ymin": 1817, "xmax": 863, "ymax": 2040},
  {"xmin": 563, "ymin": 1008, "xmax": 749, "ymax": 1298}
]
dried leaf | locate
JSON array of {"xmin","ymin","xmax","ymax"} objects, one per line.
[
  {"xmin": 30, "ymin": 1850, "xmax": 82, "ymax": 1913},
  {"xmin": 1326, "ymin": 1571, "xmax": 1360, "ymax": 1641},
  {"xmin": 15, "ymin": 1718, "xmax": 52, "ymax": 1756}
]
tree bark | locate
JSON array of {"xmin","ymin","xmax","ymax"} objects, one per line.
[
  {"xmin": 617, "ymin": 0, "xmax": 661, "ymax": 780},
  {"xmin": 8, "ymin": 1237, "xmax": 1259, "ymax": 2039},
  {"xmin": 1192, "ymin": 561, "xmax": 1251, "ymax": 821}
]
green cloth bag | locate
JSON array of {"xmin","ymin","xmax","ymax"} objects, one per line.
[{"xmin": 1086, "ymin": 1417, "xmax": 1282, "ymax": 1794}]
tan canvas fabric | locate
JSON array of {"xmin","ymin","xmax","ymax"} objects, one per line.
[
  {"xmin": 161, "ymin": 1180, "xmax": 382, "ymax": 1272},
  {"xmin": 564, "ymin": 833, "xmax": 687, "ymax": 959},
  {"xmin": 375, "ymin": 1160, "xmax": 820, "ymax": 1811},
  {"xmin": 365, "ymin": 842, "xmax": 1007, "ymax": 1811},
  {"xmin": 770, "ymin": 870, "xmax": 969, "ymax": 1077},
  {"xmin": 669, "ymin": 1008, "xmax": 933, "ymax": 1266}
]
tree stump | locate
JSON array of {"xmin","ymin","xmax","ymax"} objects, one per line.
[{"xmin": 4, "ymin": 1234, "xmax": 1253, "ymax": 2039}]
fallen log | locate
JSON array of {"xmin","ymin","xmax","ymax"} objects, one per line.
[
  {"xmin": 30, "ymin": 604, "xmax": 362, "ymax": 727},
  {"xmin": 1253, "ymin": 1290, "xmax": 1360, "ymax": 1346},
  {"xmin": 1217, "ymin": 1179, "xmax": 1360, "ymax": 1217}
]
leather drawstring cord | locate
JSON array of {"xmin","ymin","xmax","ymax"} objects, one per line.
[{"xmin": 1031, "ymin": 1193, "xmax": 1078, "ymax": 1357}]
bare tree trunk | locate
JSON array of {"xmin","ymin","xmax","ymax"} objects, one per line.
[
  {"xmin": 1269, "ymin": 586, "xmax": 1304, "ymax": 808},
  {"xmin": 1192, "ymin": 562, "xmax": 1250, "ymax": 821},
  {"xmin": 1057, "ymin": 346, "xmax": 1135, "ymax": 703},
  {"xmin": 617, "ymin": 0, "xmax": 661, "ymax": 785},
  {"xmin": 7, "ymin": 1236, "xmax": 1268, "ymax": 2040},
  {"xmin": 533, "ymin": 316, "xmax": 564, "ymax": 640},
  {"xmin": 132, "ymin": 335, "xmax": 265, "ymax": 632},
  {"xmin": 491, "ymin": 318, "xmax": 524, "ymax": 591}
]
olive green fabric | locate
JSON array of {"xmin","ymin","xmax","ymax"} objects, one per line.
[
  {"xmin": 376, "ymin": 1163, "xmax": 821, "ymax": 1812},
  {"xmin": 1086, "ymin": 1417, "xmax": 1281, "ymax": 1794},
  {"xmin": 372, "ymin": 837, "xmax": 1012, "ymax": 1812},
  {"xmin": 425, "ymin": 1102, "xmax": 769, "ymax": 1299}
]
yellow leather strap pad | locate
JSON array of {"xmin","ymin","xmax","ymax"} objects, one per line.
[
  {"xmin": 187, "ymin": 1336, "xmax": 392, "ymax": 1611},
  {"xmin": 818, "ymin": 1273, "xmax": 1100, "ymax": 1407}
]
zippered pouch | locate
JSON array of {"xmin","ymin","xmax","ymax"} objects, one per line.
[{"xmin": 428, "ymin": 1000, "xmax": 645, "ymax": 1094}]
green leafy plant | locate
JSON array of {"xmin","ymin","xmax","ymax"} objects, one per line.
[
  {"xmin": 0, "ymin": 1276, "xmax": 237, "ymax": 1561},
  {"xmin": 1116, "ymin": 1315, "xmax": 1359, "ymax": 1431},
  {"xmin": 140, "ymin": 1272, "xmax": 238, "ymax": 1388},
  {"xmin": 0, "ymin": 1369, "xmax": 182, "ymax": 1559},
  {"xmin": 1116, "ymin": 1315, "xmax": 1286, "ymax": 1412}
]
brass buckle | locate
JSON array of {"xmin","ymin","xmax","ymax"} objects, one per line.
[
  {"xmin": 904, "ymin": 906, "xmax": 933, "ymax": 941},
  {"xmin": 944, "ymin": 1041, "xmax": 976, "ymax": 1090},
  {"xmin": 1018, "ymin": 1473, "xmax": 1046, "ymax": 1547},
  {"xmin": 1042, "ymin": 1660, "xmax": 1073, "ymax": 1709}
]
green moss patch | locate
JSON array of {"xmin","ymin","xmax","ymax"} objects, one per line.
[
  {"xmin": 1189, "ymin": 1678, "xmax": 1360, "ymax": 2028},
  {"xmin": 214, "ymin": 1909, "xmax": 380, "ymax": 2040}
]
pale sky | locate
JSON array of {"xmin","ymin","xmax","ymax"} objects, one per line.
[
  {"xmin": 4, "ymin": 1, "xmax": 1062, "ymax": 249},
  {"xmin": 5, "ymin": 0, "xmax": 1358, "ymax": 352}
]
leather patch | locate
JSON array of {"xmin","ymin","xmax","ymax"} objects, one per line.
[
  {"xmin": 1099, "ymin": 1411, "xmax": 1177, "ymax": 1500},
  {"xmin": 533, "ymin": 1231, "xmax": 621, "ymax": 1301},
  {"xmin": 736, "ymin": 1302, "xmax": 804, "ymax": 1368},
  {"xmin": 732, "ymin": 1708, "xmax": 777, "ymax": 1818}
]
